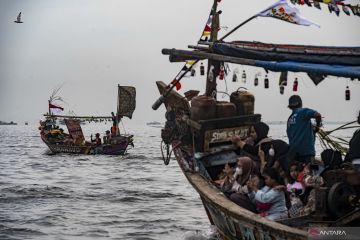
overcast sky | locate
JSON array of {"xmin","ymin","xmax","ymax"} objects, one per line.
[{"xmin": 1, "ymin": 0, "xmax": 360, "ymax": 125}]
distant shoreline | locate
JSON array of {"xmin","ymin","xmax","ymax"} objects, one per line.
[{"xmin": 0, "ymin": 121, "xmax": 18, "ymax": 125}]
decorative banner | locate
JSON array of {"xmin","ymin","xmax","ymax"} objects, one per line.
[
  {"xmin": 64, "ymin": 119, "xmax": 84, "ymax": 142},
  {"xmin": 291, "ymin": 0, "xmax": 360, "ymax": 17},
  {"xmin": 256, "ymin": 0, "xmax": 320, "ymax": 27}
]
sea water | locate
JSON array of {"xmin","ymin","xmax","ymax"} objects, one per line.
[{"xmin": 0, "ymin": 122, "xmax": 354, "ymax": 240}]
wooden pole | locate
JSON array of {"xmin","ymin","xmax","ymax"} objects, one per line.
[
  {"xmin": 205, "ymin": 0, "xmax": 220, "ymax": 97},
  {"xmin": 219, "ymin": 15, "xmax": 257, "ymax": 41}
]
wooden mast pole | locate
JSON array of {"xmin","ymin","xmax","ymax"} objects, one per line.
[{"xmin": 205, "ymin": 0, "xmax": 220, "ymax": 97}]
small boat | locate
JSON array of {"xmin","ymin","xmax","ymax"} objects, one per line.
[
  {"xmin": 153, "ymin": 1, "xmax": 360, "ymax": 239},
  {"xmin": 40, "ymin": 85, "xmax": 136, "ymax": 155},
  {"xmin": 0, "ymin": 121, "xmax": 17, "ymax": 125}
]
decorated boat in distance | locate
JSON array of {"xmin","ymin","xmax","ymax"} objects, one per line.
[
  {"xmin": 153, "ymin": 0, "xmax": 360, "ymax": 239},
  {"xmin": 40, "ymin": 85, "xmax": 136, "ymax": 155}
]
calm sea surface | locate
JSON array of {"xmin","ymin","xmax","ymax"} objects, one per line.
[{"xmin": 0, "ymin": 122, "xmax": 354, "ymax": 240}]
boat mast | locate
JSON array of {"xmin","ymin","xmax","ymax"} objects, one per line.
[
  {"xmin": 116, "ymin": 84, "xmax": 121, "ymax": 135},
  {"xmin": 205, "ymin": 0, "xmax": 220, "ymax": 97}
]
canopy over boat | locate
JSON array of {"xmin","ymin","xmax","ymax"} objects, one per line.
[
  {"xmin": 162, "ymin": 47, "xmax": 360, "ymax": 79},
  {"xmin": 213, "ymin": 41, "xmax": 360, "ymax": 66}
]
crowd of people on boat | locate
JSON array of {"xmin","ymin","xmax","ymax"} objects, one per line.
[
  {"xmin": 214, "ymin": 95, "xmax": 360, "ymax": 221},
  {"xmin": 39, "ymin": 112, "xmax": 122, "ymax": 147}
]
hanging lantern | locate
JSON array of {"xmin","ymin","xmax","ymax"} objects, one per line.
[
  {"xmin": 208, "ymin": 65, "xmax": 214, "ymax": 82},
  {"xmin": 293, "ymin": 77, "xmax": 298, "ymax": 92},
  {"xmin": 241, "ymin": 70, "xmax": 247, "ymax": 83},
  {"xmin": 200, "ymin": 62, "xmax": 205, "ymax": 76},
  {"xmin": 219, "ymin": 65, "xmax": 225, "ymax": 80},
  {"xmin": 254, "ymin": 76, "xmax": 259, "ymax": 86},
  {"xmin": 264, "ymin": 75, "xmax": 269, "ymax": 89},
  {"xmin": 280, "ymin": 85, "xmax": 285, "ymax": 95},
  {"xmin": 345, "ymin": 86, "xmax": 350, "ymax": 101},
  {"xmin": 232, "ymin": 72, "xmax": 238, "ymax": 82},
  {"xmin": 191, "ymin": 68, "xmax": 196, "ymax": 77},
  {"xmin": 279, "ymin": 71, "xmax": 288, "ymax": 86}
]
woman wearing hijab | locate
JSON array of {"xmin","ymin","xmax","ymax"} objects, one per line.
[
  {"xmin": 232, "ymin": 122, "xmax": 273, "ymax": 163},
  {"xmin": 224, "ymin": 156, "xmax": 259, "ymax": 212}
]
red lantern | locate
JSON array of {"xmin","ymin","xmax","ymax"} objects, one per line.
[
  {"xmin": 293, "ymin": 77, "xmax": 298, "ymax": 92},
  {"xmin": 219, "ymin": 65, "xmax": 225, "ymax": 80},
  {"xmin": 345, "ymin": 86, "xmax": 350, "ymax": 101}
]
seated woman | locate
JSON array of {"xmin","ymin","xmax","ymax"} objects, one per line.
[
  {"xmin": 286, "ymin": 162, "xmax": 304, "ymax": 217},
  {"xmin": 218, "ymin": 157, "xmax": 259, "ymax": 213},
  {"xmin": 232, "ymin": 122, "xmax": 289, "ymax": 174},
  {"xmin": 247, "ymin": 168, "xmax": 288, "ymax": 220},
  {"xmin": 232, "ymin": 122, "xmax": 271, "ymax": 160}
]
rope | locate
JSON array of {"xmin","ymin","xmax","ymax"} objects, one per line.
[
  {"xmin": 120, "ymin": 119, "xmax": 127, "ymax": 134},
  {"xmin": 316, "ymin": 121, "xmax": 359, "ymax": 155},
  {"xmin": 160, "ymin": 140, "xmax": 172, "ymax": 165}
]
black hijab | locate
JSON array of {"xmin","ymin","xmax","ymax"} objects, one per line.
[{"xmin": 253, "ymin": 122, "xmax": 269, "ymax": 144}]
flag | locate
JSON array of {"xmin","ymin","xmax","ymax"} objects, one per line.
[
  {"xmin": 256, "ymin": 0, "xmax": 320, "ymax": 27},
  {"xmin": 200, "ymin": 15, "xmax": 213, "ymax": 42},
  {"xmin": 171, "ymin": 79, "xmax": 182, "ymax": 91},
  {"xmin": 49, "ymin": 102, "xmax": 64, "ymax": 113}
]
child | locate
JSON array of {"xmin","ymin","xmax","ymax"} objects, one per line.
[
  {"xmin": 286, "ymin": 163, "xmax": 304, "ymax": 217},
  {"xmin": 247, "ymin": 168, "xmax": 288, "ymax": 220}
]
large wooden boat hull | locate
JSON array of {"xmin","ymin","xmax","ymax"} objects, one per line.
[
  {"xmin": 40, "ymin": 134, "xmax": 132, "ymax": 155},
  {"xmin": 173, "ymin": 145, "xmax": 308, "ymax": 240}
]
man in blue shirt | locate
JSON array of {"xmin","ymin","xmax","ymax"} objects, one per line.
[{"xmin": 287, "ymin": 95, "xmax": 322, "ymax": 164}]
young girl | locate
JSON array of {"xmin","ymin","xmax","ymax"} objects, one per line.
[
  {"xmin": 247, "ymin": 168, "xmax": 288, "ymax": 220},
  {"xmin": 286, "ymin": 163, "xmax": 304, "ymax": 217}
]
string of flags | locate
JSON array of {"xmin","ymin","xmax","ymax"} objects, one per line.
[
  {"xmin": 168, "ymin": 1, "xmax": 223, "ymax": 91},
  {"xmin": 290, "ymin": 0, "xmax": 360, "ymax": 17}
]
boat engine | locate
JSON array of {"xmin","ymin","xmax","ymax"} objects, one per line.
[{"xmin": 322, "ymin": 168, "xmax": 360, "ymax": 218}]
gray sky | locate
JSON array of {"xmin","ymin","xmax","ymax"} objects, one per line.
[{"xmin": 1, "ymin": 0, "xmax": 360, "ymax": 125}]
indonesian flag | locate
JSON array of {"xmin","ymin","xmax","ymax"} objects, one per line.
[
  {"xmin": 49, "ymin": 102, "xmax": 64, "ymax": 113},
  {"xmin": 256, "ymin": 0, "xmax": 320, "ymax": 27}
]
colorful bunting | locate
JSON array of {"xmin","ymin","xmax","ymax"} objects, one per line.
[
  {"xmin": 291, "ymin": 0, "xmax": 360, "ymax": 17},
  {"xmin": 168, "ymin": 1, "xmax": 224, "ymax": 91}
]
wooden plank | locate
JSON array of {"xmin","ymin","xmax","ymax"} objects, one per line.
[{"xmin": 162, "ymin": 48, "xmax": 258, "ymax": 66}]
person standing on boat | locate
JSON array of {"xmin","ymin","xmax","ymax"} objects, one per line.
[
  {"xmin": 111, "ymin": 112, "xmax": 120, "ymax": 136},
  {"xmin": 287, "ymin": 95, "xmax": 322, "ymax": 165},
  {"xmin": 344, "ymin": 110, "xmax": 360, "ymax": 168}
]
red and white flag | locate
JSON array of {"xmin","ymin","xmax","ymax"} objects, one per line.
[
  {"xmin": 256, "ymin": 0, "xmax": 320, "ymax": 27},
  {"xmin": 49, "ymin": 102, "xmax": 64, "ymax": 113}
]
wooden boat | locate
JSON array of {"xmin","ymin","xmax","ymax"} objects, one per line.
[
  {"xmin": 40, "ymin": 85, "xmax": 136, "ymax": 155},
  {"xmin": 153, "ymin": 1, "xmax": 360, "ymax": 239},
  {"xmin": 40, "ymin": 130, "xmax": 133, "ymax": 155}
]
